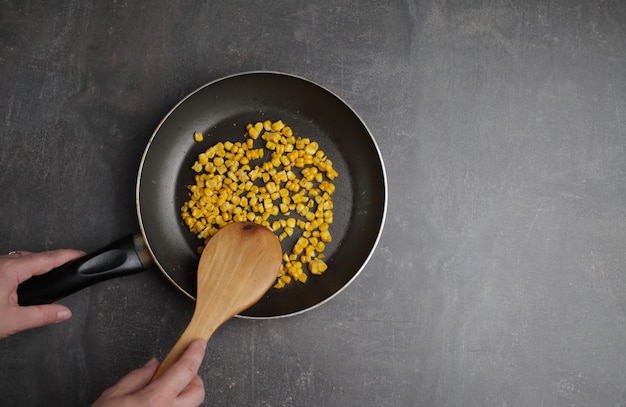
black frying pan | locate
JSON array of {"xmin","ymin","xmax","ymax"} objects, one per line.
[{"xmin": 17, "ymin": 71, "xmax": 387, "ymax": 318}]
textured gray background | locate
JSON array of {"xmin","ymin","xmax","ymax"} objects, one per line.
[{"xmin": 1, "ymin": 1, "xmax": 626, "ymax": 406}]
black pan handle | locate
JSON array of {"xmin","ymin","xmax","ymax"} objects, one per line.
[{"xmin": 17, "ymin": 234, "xmax": 153, "ymax": 306}]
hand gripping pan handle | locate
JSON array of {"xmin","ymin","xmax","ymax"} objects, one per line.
[{"xmin": 17, "ymin": 235, "xmax": 153, "ymax": 306}]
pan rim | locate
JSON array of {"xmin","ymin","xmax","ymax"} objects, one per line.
[{"xmin": 136, "ymin": 70, "xmax": 388, "ymax": 318}]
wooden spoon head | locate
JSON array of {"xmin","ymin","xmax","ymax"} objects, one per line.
[{"xmin": 195, "ymin": 221, "xmax": 282, "ymax": 329}]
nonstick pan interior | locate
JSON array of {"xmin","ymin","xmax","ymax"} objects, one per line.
[{"xmin": 137, "ymin": 72, "xmax": 387, "ymax": 318}]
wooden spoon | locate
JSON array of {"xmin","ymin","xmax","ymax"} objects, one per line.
[{"xmin": 151, "ymin": 221, "xmax": 282, "ymax": 381}]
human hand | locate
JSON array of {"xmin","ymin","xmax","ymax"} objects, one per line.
[
  {"xmin": 92, "ymin": 338, "xmax": 207, "ymax": 407},
  {"xmin": 0, "ymin": 249, "xmax": 84, "ymax": 339}
]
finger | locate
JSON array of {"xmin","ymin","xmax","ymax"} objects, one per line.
[
  {"xmin": 11, "ymin": 249, "xmax": 85, "ymax": 283},
  {"xmin": 2, "ymin": 304, "xmax": 72, "ymax": 337},
  {"xmin": 153, "ymin": 339, "xmax": 207, "ymax": 395},
  {"xmin": 174, "ymin": 375, "xmax": 205, "ymax": 407},
  {"xmin": 100, "ymin": 358, "xmax": 159, "ymax": 398}
]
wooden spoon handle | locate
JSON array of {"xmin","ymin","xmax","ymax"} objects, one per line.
[{"xmin": 151, "ymin": 317, "xmax": 215, "ymax": 381}]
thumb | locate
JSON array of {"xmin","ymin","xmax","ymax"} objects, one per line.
[{"xmin": 100, "ymin": 358, "xmax": 159, "ymax": 398}]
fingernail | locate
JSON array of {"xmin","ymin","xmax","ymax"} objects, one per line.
[
  {"xmin": 144, "ymin": 358, "xmax": 158, "ymax": 368},
  {"xmin": 198, "ymin": 339, "xmax": 207, "ymax": 350},
  {"xmin": 56, "ymin": 309, "xmax": 72, "ymax": 322}
]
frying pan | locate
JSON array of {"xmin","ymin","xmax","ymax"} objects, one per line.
[{"xmin": 17, "ymin": 71, "xmax": 387, "ymax": 318}]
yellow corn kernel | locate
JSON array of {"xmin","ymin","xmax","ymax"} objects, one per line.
[
  {"xmin": 194, "ymin": 131, "xmax": 204, "ymax": 142},
  {"xmin": 271, "ymin": 120, "xmax": 285, "ymax": 132},
  {"xmin": 248, "ymin": 123, "xmax": 262, "ymax": 139},
  {"xmin": 308, "ymin": 259, "xmax": 328, "ymax": 275},
  {"xmin": 304, "ymin": 141, "xmax": 318, "ymax": 155},
  {"xmin": 282, "ymin": 126, "xmax": 293, "ymax": 137},
  {"xmin": 192, "ymin": 162, "xmax": 203, "ymax": 173}
]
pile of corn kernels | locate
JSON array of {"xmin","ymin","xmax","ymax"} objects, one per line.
[{"xmin": 181, "ymin": 120, "xmax": 338, "ymax": 288}]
